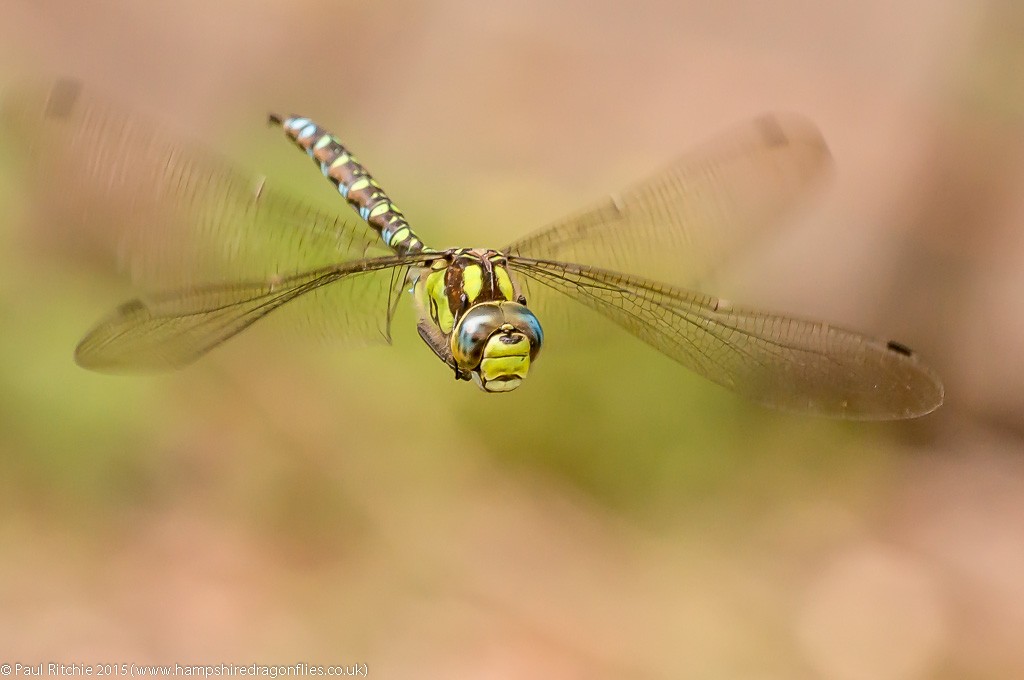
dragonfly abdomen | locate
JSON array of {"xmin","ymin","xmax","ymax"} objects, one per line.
[{"xmin": 270, "ymin": 114, "xmax": 425, "ymax": 256}]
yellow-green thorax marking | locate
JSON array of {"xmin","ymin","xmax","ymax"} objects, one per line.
[{"xmin": 420, "ymin": 249, "xmax": 517, "ymax": 334}]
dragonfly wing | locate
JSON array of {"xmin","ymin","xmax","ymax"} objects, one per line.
[
  {"xmin": 1, "ymin": 79, "xmax": 388, "ymax": 286},
  {"xmin": 506, "ymin": 113, "xmax": 832, "ymax": 288},
  {"xmin": 77, "ymin": 254, "xmax": 434, "ymax": 372},
  {"xmin": 510, "ymin": 257, "xmax": 943, "ymax": 419}
]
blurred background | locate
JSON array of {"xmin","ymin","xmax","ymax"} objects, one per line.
[{"xmin": 1, "ymin": 0, "xmax": 1022, "ymax": 678}]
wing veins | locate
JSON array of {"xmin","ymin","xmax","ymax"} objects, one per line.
[
  {"xmin": 515, "ymin": 259, "xmax": 798, "ymax": 377},
  {"xmin": 509, "ymin": 257, "xmax": 941, "ymax": 418},
  {"xmin": 77, "ymin": 253, "xmax": 435, "ymax": 371}
]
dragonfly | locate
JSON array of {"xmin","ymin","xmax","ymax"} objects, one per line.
[{"xmin": 2, "ymin": 79, "xmax": 943, "ymax": 418}]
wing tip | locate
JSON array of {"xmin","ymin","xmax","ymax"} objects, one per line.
[
  {"xmin": 752, "ymin": 111, "xmax": 833, "ymax": 163},
  {"xmin": 44, "ymin": 78, "xmax": 84, "ymax": 119}
]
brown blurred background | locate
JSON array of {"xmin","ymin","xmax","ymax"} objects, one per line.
[{"xmin": 1, "ymin": 1, "xmax": 1023, "ymax": 678}]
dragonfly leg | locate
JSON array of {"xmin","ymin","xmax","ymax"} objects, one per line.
[{"xmin": 417, "ymin": 319, "xmax": 470, "ymax": 380}]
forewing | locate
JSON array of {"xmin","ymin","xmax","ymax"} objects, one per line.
[
  {"xmin": 506, "ymin": 113, "xmax": 833, "ymax": 287},
  {"xmin": 510, "ymin": 258, "xmax": 943, "ymax": 419},
  {"xmin": 76, "ymin": 254, "xmax": 433, "ymax": 372},
  {"xmin": 1, "ymin": 79, "xmax": 388, "ymax": 286}
]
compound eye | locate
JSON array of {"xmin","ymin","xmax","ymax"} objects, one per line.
[
  {"xmin": 501, "ymin": 303, "xmax": 544, "ymax": 361},
  {"xmin": 451, "ymin": 303, "xmax": 505, "ymax": 369}
]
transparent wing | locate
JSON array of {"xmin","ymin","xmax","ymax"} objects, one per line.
[
  {"xmin": 76, "ymin": 253, "xmax": 434, "ymax": 372},
  {"xmin": 0, "ymin": 79, "xmax": 388, "ymax": 286},
  {"xmin": 510, "ymin": 257, "xmax": 943, "ymax": 419},
  {"xmin": 506, "ymin": 113, "xmax": 833, "ymax": 287}
]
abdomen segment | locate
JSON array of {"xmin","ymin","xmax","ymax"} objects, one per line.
[{"xmin": 270, "ymin": 114, "xmax": 425, "ymax": 256}]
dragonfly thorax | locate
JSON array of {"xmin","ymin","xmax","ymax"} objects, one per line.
[{"xmin": 420, "ymin": 249, "xmax": 517, "ymax": 333}]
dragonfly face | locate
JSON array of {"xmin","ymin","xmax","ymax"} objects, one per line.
[
  {"xmin": 416, "ymin": 248, "xmax": 543, "ymax": 392},
  {"xmin": 452, "ymin": 301, "xmax": 543, "ymax": 392}
]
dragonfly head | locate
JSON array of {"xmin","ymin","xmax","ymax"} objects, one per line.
[{"xmin": 451, "ymin": 301, "xmax": 543, "ymax": 393}]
